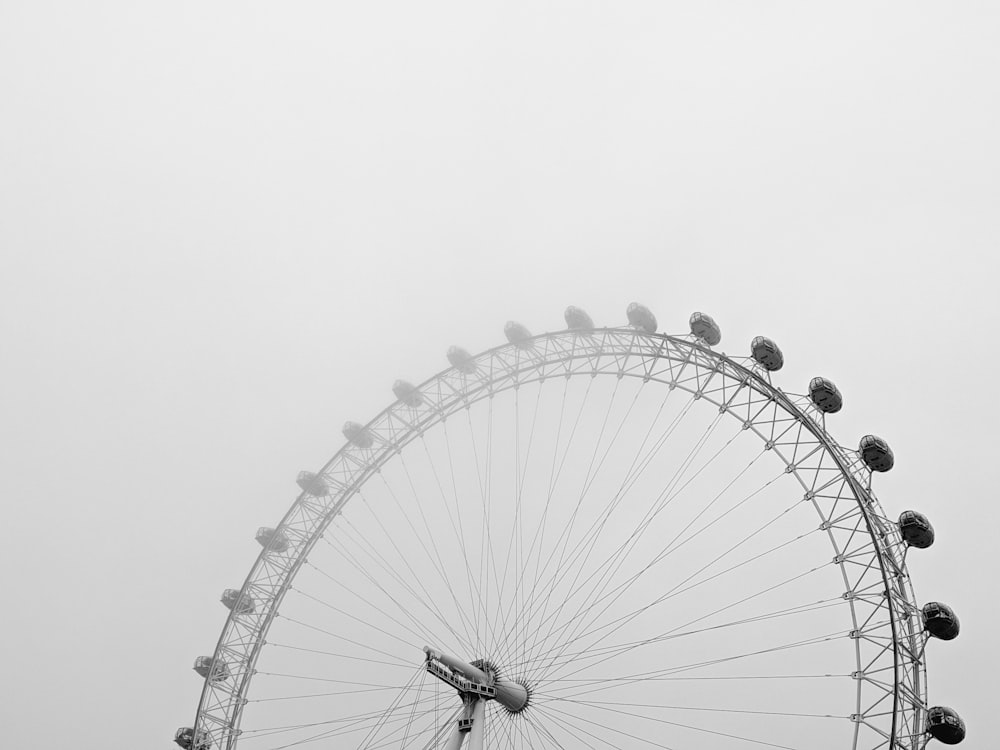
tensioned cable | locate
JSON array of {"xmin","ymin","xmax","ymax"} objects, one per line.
[
  {"xmin": 363, "ymin": 711, "xmax": 442, "ymax": 750},
  {"xmin": 523, "ymin": 714, "xmax": 556, "ymax": 750},
  {"xmin": 523, "ymin": 406, "xmax": 732, "ymax": 680},
  {"xmin": 249, "ymin": 686, "xmax": 409, "ymax": 703},
  {"xmin": 541, "ymin": 553, "xmax": 834, "ymax": 686},
  {"xmin": 323, "ymin": 515, "xmax": 455, "ymax": 643},
  {"xmin": 281, "ymin": 706, "xmax": 436, "ymax": 750},
  {"xmin": 511, "ymin": 710, "xmax": 547, "ymax": 749},
  {"xmin": 468, "ymin": 396, "xmax": 497, "ymax": 660},
  {"xmin": 518, "ymin": 390, "xmax": 721, "ymax": 660},
  {"xmin": 353, "ymin": 488, "xmax": 479, "ymax": 654},
  {"xmin": 418, "ymin": 430, "xmax": 488, "ymax": 646},
  {"xmin": 414, "ymin": 706, "xmax": 461, "ymax": 750},
  {"xmin": 353, "ymin": 490, "xmax": 477, "ymax": 651},
  {"xmin": 341, "ymin": 498, "xmax": 475, "ymax": 644},
  {"xmin": 525, "ymin": 705, "xmax": 597, "ymax": 749},
  {"xmin": 253, "ymin": 673, "xmax": 409, "ymax": 688},
  {"xmin": 518, "ymin": 376, "xmax": 593, "ymax": 652},
  {"xmin": 355, "ymin": 664, "xmax": 426, "ymax": 749},
  {"xmin": 289, "ymin": 586, "xmax": 426, "ymax": 651},
  {"xmin": 442, "ymin": 418, "xmax": 495, "ymax": 654},
  {"xmin": 498, "ymin": 379, "xmax": 545, "ymax": 672},
  {"xmin": 365, "ymin": 719, "xmax": 440, "ymax": 750},
  {"xmin": 376, "ymin": 464, "xmax": 478, "ymax": 650},
  {"xmin": 516, "ymin": 376, "xmax": 627, "ymax": 639},
  {"xmin": 317, "ymin": 527, "xmax": 465, "ymax": 652},
  {"xmin": 506, "ymin": 375, "xmax": 597, "ymax": 675},
  {"xmin": 535, "ymin": 494, "xmax": 824, "ymax": 682},
  {"xmin": 536, "ymin": 698, "xmax": 806, "ymax": 750},
  {"xmin": 399, "ymin": 667, "xmax": 426, "ymax": 747},
  {"xmin": 520, "ymin": 380, "xmax": 694, "ymax": 648},
  {"xmin": 531, "ymin": 595, "xmax": 842, "ymax": 687},
  {"xmin": 544, "ymin": 672, "xmax": 847, "ymax": 684},
  {"xmin": 531, "ymin": 699, "xmax": 678, "ymax": 749},
  {"xmin": 240, "ymin": 693, "xmax": 434, "ymax": 738},
  {"xmin": 519, "ymin": 378, "xmax": 677, "ymax": 669},
  {"xmin": 537, "ymin": 455, "xmax": 780, "ymax": 657},
  {"xmin": 537, "ymin": 627, "xmax": 848, "ymax": 703},
  {"xmin": 470, "ymin": 382, "xmax": 533, "ymax": 671},
  {"xmin": 521, "ymin": 597, "xmax": 845, "ymax": 677},
  {"xmin": 266, "ymin": 637, "xmax": 410, "ymax": 668},
  {"xmin": 634, "ymin": 455, "xmax": 781, "ymax": 570},
  {"xmin": 242, "ymin": 693, "xmax": 435, "ymax": 747},
  {"xmin": 554, "ymin": 696, "xmax": 845, "ymax": 720},
  {"xmin": 525, "ymin": 418, "xmax": 749, "ymax": 671},
  {"xmin": 302, "ymin": 560, "xmax": 453, "ymax": 655}
]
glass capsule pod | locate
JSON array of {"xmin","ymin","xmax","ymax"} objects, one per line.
[
  {"xmin": 220, "ymin": 588, "xmax": 256, "ymax": 614},
  {"xmin": 689, "ymin": 312, "xmax": 722, "ymax": 345},
  {"xmin": 255, "ymin": 526, "xmax": 290, "ymax": 553},
  {"xmin": 296, "ymin": 470, "xmax": 328, "ymax": 497},
  {"xmin": 447, "ymin": 346, "xmax": 477, "ymax": 374},
  {"xmin": 926, "ymin": 706, "xmax": 966, "ymax": 744},
  {"xmin": 626, "ymin": 302, "xmax": 657, "ymax": 334},
  {"xmin": 750, "ymin": 336, "xmax": 784, "ymax": 371},
  {"xmin": 859, "ymin": 434, "xmax": 894, "ymax": 472},
  {"xmin": 193, "ymin": 655, "xmax": 230, "ymax": 682},
  {"xmin": 342, "ymin": 421, "xmax": 374, "ymax": 449},
  {"xmin": 564, "ymin": 306, "xmax": 594, "ymax": 332},
  {"xmin": 808, "ymin": 377, "xmax": 843, "ymax": 413},
  {"xmin": 504, "ymin": 321, "xmax": 533, "ymax": 349},
  {"xmin": 174, "ymin": 727, "xmax": 211, "ymax": 750},
  {"xmin": 923, "ymin": 602, "xmax": 960, "ymax": 640},
  {"xmin": 393, "ymin": 379, "xmax": 424, "ymax": 408},
  {"xmin": 898, "ymin": 510, "xmax": 934, "ymax": 548}
]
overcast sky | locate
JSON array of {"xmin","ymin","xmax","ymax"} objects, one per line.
[{"xmin": 2, "ymin": 2, "xmax": 998, "ymax": 747}]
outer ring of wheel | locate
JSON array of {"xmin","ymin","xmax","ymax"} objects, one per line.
[{"xmin": 193, "ymin": 326, "xmax": 927, "ymax": 750}]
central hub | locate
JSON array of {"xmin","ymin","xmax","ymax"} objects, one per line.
[{"xmin": 423, "ymin": 646, "xmax": 531, "ymax": 714}]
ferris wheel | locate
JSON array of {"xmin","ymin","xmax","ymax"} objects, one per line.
[{"xmin": 176, "ymin": 305, "xmax": 966, "ymax": 750}]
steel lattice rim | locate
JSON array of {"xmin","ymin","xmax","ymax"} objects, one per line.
[{"xmin": 192, "ymin": 326, "xmax": 928, "ymax": 750}]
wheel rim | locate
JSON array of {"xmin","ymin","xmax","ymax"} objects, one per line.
[{"xmin": 193, "ymin": 327, "xmax": 926, "ymax": 750}]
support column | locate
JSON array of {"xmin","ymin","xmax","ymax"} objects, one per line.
[
  {"xmin": 466, "ymin": 698, "xmax": 486, "ymax": 750},
  {"xmin": 443, "ymin": 693, "xmax": 477, "ymax": 750},
  {"xmin": 442, "ymin": 723, "xmax": 466, "ymax": 750}
]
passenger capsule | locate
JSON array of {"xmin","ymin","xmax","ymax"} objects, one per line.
[
  {"xmin": 859, "ymin": 434, "xmax": 894, "ymax": 472},
  {"xmin": 504, "ymin": 321, "xmax": 533, "ymax": 349},
  {"xmin": 750, "ymin": 336, "xmax": 784, "ymax": 371},
  {"xmin": 193, "ymin": 655, "xmax": 230, "ymax": 682},
  {"xmin": 898, "ymin": 510, "xmax": 934, "ymax": 548},
  {"xmin": 923, "ymin": 602, "xmax": 960, "ymax": 640},
  {"xmin": 220, "ymin": 588, "xmax": 256, "ymax": 614},
  {"xmin": 342, "ymin": 421, "xmax": 374, "ymax": 449},
  {"xmin": 564, "ymin": 306, "xmax": 595, "ymax": 332},
  {"xmin": 255, "ymin": 526, "xmax": 290, "ymax": 553},
  {"xmin": 626, "ymin": 303, "xmax": 657, "ymax": 333},
  {"xmin": 296, "ymin": 471, "xmax": 328, "ymax": 497},
  {"xmin": 926, "ymin": 706, "xmax": 966, "ymax": 744},
  {"xmin": 174, "ymin": 728, "xmax": 211, "ymax": 750},
  {"xmin": 392, "ymin": 379, "xmax": 424, "ymax": 408},
  {"xmin": 689, "ymin": 312, "xmax": 721, "ymax": 345},
  {"xmin": 808, "ymin": 377, "xmax": 843, "ymax": 413},
  {"xmin": 447, "ymin": 346, "xmax": 477, "ymax": 374}
]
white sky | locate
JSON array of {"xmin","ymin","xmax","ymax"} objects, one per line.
[{"xmin": 1, "ymin": 2, "xmax": 998, "ymax": 747}]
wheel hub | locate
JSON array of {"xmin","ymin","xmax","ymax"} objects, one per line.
[{"xmin": 423, "ymin": 646, "xmax": 531, "ymax": 714}]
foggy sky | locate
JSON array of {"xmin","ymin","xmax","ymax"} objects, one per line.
[{"xmin": 1, "ymin": 2, "xmax": 997, "ymax": 747}]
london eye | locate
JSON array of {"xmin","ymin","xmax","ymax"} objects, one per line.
[{"xmin": 176, "ymin": 305, "xmax": 966, "ymax": 750}]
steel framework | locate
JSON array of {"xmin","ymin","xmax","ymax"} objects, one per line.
[{"xmin": 192, "ymin": 326, "xmax": 929, "ymax": 750}]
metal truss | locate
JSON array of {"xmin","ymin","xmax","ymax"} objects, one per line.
[{"xmin": 193, "ymin": 327, "xmax": 926, "ymax": 750}]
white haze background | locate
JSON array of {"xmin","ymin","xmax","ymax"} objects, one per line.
[{"xmin": 1, "ymin": 2, "xmax": 997, "ymax": 747}]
